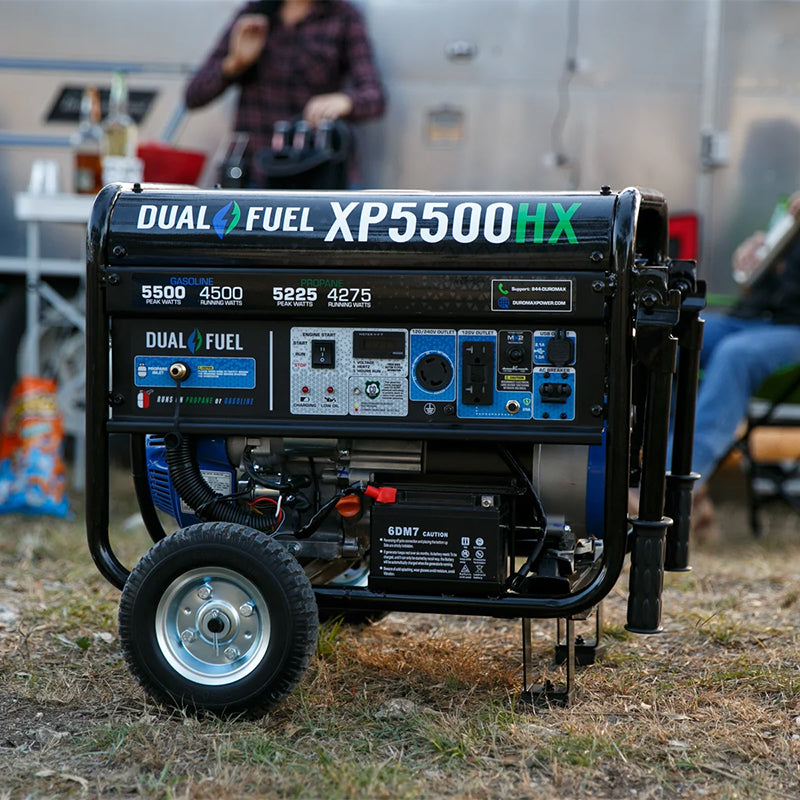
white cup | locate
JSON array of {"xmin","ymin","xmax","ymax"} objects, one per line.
[{"xmin": 28, "ymin": 159, "xmax": 60, "ymax": 194}]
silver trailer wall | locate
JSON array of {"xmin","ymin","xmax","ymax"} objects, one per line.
[{"xmin": 2, "ymin": 0, "xmax": 800, "ymax": 295}]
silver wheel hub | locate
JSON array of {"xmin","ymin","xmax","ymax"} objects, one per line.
[{"xmin": 156, "ymin": 566, "xmax": 270, "ymax": 685}]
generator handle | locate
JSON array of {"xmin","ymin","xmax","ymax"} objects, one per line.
[
  {"xmin": 86, "ymin": 183, "xmax": 131, "ymax": 589},
  {"xmin": 665, "ymin": 274, "xmax": 706, "ymax": 570}
]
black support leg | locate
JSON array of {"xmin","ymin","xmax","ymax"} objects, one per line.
[{"xmin": 517, "ymin": 617, "xmax": 575, "ymax": 708}]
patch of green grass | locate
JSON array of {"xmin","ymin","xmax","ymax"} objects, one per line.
[
  {"xmin": 528, "ymin": 731, "xmax": 624, "ymax": 769},
  {"xmin": 602, "ymin": 622, "xmax": 633, "ymax": 641},
  {"xmin": 135, "ymin": 762, "xmax": 190, "ymax": 799},
  {"xmin": 217, "ymin": 733, "xmax": 290, "ymax": 767},
  {"xmin": 316, "ymin": 755, "xmax": 419, "ymax": 800},
  {"xmin": 688, "ymin": 654, "xmax": 800, "ymax": 696},
  {"xmin": 54, "ymin": 593, "xmax": 118, "ymax": 631},
  {"xmin": 83, "ymin": 721, "xmax": 138, "ymax": 761},
  {"xmin": 316, "ymin": 616, "xmax": 345, "ymax": 658},
  {"xmin": 694, "ymin": 614, "xmax": 742, "ymax": 647},
  {"xmin": 425, "ymin": 725, "xmax": 473, "ymax": 761},
  {"xmin": 665, "ymin": 572, "xmax": 700, "ymax": 593},
  {"xmin": 475, "ymin": 698, "xmax": 519, "ymax": 731}
]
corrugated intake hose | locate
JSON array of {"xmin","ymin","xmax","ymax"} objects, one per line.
[{"xmin": 164, "ymin": 432, "xmax": 277, "ymax": 531}]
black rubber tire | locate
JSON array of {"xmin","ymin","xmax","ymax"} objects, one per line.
[{"xmin": 118, "ymin": 522, "xmax": 318, "ymax": 717}]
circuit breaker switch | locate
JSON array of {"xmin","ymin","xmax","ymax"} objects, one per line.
[{"xmin": 540, "ymin": 382, "xmax": 572, "ymax": 402}]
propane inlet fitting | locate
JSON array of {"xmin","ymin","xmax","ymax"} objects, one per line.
[{"xmin": 169, "ymin": 362, "xmax": 191, "ymax": 382}]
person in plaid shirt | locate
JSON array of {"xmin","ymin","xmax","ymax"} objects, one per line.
[{"xmin": 185, "ymin": 0, "xmax": 386, "ymax": 187}]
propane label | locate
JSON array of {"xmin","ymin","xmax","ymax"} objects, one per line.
[{"xmin": 134, "ymin": 356, "xmax": 256, "ymax": 389}]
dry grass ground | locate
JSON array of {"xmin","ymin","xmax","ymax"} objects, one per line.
[{"xmin": 0, "ymin": 467, "xmax": 798, "ymax": 799}]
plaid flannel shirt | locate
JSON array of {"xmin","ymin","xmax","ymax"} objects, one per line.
[{"xmin": 185, "ymin": 0, "xmax": 386, "ymax": 187}]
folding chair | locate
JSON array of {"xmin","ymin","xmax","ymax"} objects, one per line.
[{"xmin": 733, "ymin": 363, "xmax": 800, "ymax": 535}]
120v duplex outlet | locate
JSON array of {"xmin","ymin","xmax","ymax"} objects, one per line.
[{"xmin": 460, "ymin": 340, "xmax": 495, "ymax": 406}]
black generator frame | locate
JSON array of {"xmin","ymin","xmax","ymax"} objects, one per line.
[{"xmin": 85, "ymin": 183, "xmax": 704, "ymax": 703}]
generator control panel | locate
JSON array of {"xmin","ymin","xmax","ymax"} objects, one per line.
[
  {"xmin": 111, "ymin": 318, "xmax": 600, "ymax": 431},
  {"xmin": 99, "ymin": 188, "xmax": 620, "ymax": 440}
]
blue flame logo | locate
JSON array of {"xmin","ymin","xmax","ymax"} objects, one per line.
[
  {"xmin": 213, "ymin": 201, "xmax": 241, "ymax": 240},
  {"xmin": 187, "ymin": 328, "xmax": 203, "ymax": 354}
]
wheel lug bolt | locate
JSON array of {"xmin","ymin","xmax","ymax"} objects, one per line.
[
  {"xmin": 180, "ymin": 629, "xmax": 196, "ymax": 643},
  {"xmin": 239, "ymin": 603, "xmax": 255, "ymax": 617},
  {"xmin": 197, "ymin": 585, "xmax": 212, "ymax": 600},
  {"xmin": 223, "ymin": 646, "xmax": 240, "ymax": 661}
]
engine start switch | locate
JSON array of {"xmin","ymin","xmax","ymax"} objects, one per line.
[{"xmin": 311, "ymin": 339, "xmax": 335, "ymax": 368}]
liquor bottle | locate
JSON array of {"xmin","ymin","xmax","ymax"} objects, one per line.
[
  {"xmin": 102, "ymin": 71, "xmax": 143, "ymax": 183},
  {"xmin": 103, "ymin": 71, "xmax": 137, "ymax": 158},
  {"xmin": 72, "ymin": 86, "xmax": 104, "ymax": 194}
]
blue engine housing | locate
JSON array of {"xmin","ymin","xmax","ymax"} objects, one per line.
[{"xmin": 145, "ymin": 435, "xmax": 235, "ymax": 526}]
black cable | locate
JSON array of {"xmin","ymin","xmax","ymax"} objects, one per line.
[
  {"xmin": 497, "ymin": 445, "xmax": 547, "ymax": 528},
  {"xmin": 241, "ymin": 447, "xmax": 312, "ymax": 493},
  {"xmin": 293, "ymin": 483, "xmax": 364, "ymax": 539},
  {"xmin": 165, "ymin": 433, "xmax": 278, "ymax": 532},
  {"xmin": 497, "ymin": 445, "xmax": 549, "ymax": 591}
]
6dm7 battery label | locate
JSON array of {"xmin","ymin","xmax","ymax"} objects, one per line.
[
  {"xmin": 370, "ymin": 504, "xmax": 504, "ymax": 591},
  {"xmin": 375, "ymin": 528, "xmax": 490, "ymax": 579}
]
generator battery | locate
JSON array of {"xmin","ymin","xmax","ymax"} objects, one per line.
[{"xmin": 369, "ymin": 484, "xmax": 510, "ymax": 595}]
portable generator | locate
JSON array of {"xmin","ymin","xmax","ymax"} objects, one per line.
[{"xmin": 86, "ymin": 184, "xmax": 705, "ymax": 716}]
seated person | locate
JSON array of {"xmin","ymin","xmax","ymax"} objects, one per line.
[{"xmin": 689, "ymin": 191, "xmax": 800, "ymax": 539}]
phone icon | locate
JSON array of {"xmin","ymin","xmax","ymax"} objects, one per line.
[{"xmin": 497, "ymin": 282, "xmax": 509, "ymax": 295}]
